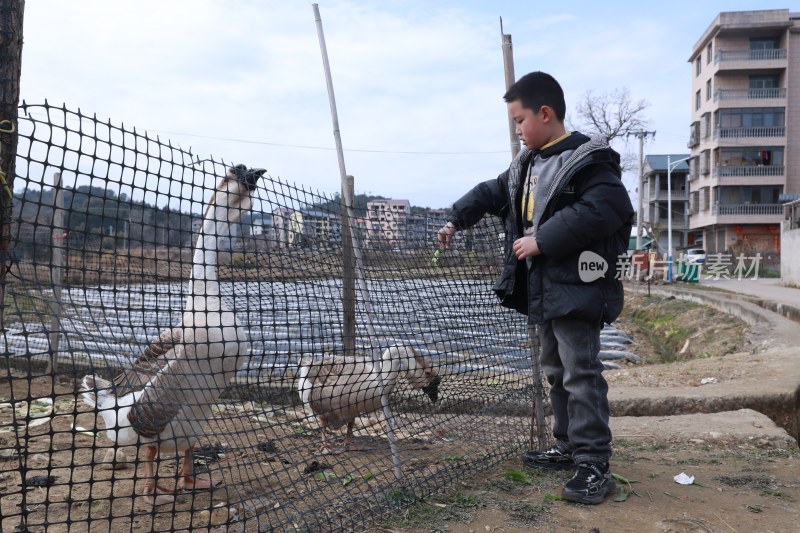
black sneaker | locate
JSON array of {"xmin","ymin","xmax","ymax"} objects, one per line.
[
  {"xmin": 522, "ymin": 442, "xmax": 575, "ymax": 471},
  {"xmin": 561, "ymin": 462, "xmax": 616, "ymax": 505}
]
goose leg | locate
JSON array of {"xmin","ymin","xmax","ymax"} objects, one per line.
[
  {"xmin": 141, "ymin": 445, "xmax": 175, "ymax": 506},
  {"xmin": 339, "ymin": 421, "xmax": 355, "ymax": 452},
  {"xmin": 177, "ymin": 445, "xmax": 220, "ymax": 491},
  {"xmin": 319, "ymin": 421, "xmax": 354, "ymax": 455},
  {"xmin": 317, "ymin": 419, "xmax": 337, "ymax": 455}
]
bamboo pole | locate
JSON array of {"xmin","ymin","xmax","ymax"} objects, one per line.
[
  {"xmin": 500, "ymin": 17, "xmax": 519, "ymax": 160},
  {"xmin": 341, "ymin": 175, "xmax": 355, "ymax": 358},
  {"xmin": 312, "ymin": 3, "xmax": 403, "ymax": 481},
  {"xmin": 528, "ymin": 324, "xmax": 549, "ymax": 450}
]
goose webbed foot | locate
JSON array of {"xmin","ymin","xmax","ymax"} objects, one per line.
[
  {"xmin": 178, "ymin": 473, "xmax": 221, "ymax": 491},
  {"xmin": 142, "ymin": 480, "xmax": 176, "ymax": 506},
  {"xmin": 318, "ymin": 441, "xmax": 349, "ymax": 455},
  {"xmin": 177, "ymin": 448, "xmax": 222, "ymax": 491},
  {"xmin": 317, "ymin": 421, "xmax": 354, "ymax": 455}
]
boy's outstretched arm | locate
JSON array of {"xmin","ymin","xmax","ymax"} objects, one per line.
[{"xmin": 438, "ymin": 172, "xmax": 511, "ymax": 249}]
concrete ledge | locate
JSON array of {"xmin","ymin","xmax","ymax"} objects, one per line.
[{"xmin": 619, "ymin": 283, "xmax": 800, "ymax": 444}]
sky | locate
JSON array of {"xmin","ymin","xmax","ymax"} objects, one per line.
[{"xmin": 19, "ymin": 0, "xmax": 782, "ymax": 209}]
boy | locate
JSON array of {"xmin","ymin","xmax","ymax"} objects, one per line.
[{"xmin": 437, "ymin": 71, "xmax": 633, "ymax": 505}]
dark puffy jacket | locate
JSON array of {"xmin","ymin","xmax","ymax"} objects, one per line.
[{"xmin": 447, "ymin": 133, "xmax": 634, "ymax": 325}]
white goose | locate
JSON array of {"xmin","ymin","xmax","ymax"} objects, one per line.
[
  {"xmin": 296, "ymin": 345, "xmax": 441, "ymax": 454},
  {"xmin": 81, "ymin": 165, "xmax": 264, "ymax": 505}
]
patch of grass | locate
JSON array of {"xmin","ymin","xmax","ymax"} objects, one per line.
[
  {"xmin": 716, "ymin": 447, "xmax": 800, "ymax": 464},
  {"xmin": 499, "ymin": 500, "xmax": 553, "ymax": 527},
  {"xmin": 379, "ymin": 491, "xmax": 486, "ymax": 530},
  {"xmin": 385, "ymin": 487, "xmax": 417, "ymax": 508},
  {"xmin": 714, "ymin": 474, "xmax": 794, "ymax": 501},
  {"xmin": 479, "ymin": 468, "xmax": 550, "ymax": 493},
  {"xmin": 618, "ymin": 293, "xmax": 747, "ymax": 363},
  {"xmin": 503, "ymin": 469, "xmax": 535, "ymax": 485},
  {"xmin": 762, "ymin": 488, "xmax": 794, "ymax": 501}
]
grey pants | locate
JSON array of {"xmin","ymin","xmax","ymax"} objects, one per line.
[{"xmin": 539, "ymin": 316, "xmax": 612, "ymax": 464}]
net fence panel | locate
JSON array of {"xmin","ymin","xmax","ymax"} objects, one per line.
[{"xmin": 0, "ymin": 102, "xmax": 546, "ymax": 533}]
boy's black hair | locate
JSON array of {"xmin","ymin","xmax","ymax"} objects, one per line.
[{"xmin": 503, "ymin": 71, "xmax": 566, "ymax": 122}]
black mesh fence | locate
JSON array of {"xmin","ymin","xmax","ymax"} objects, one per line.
[{"xmin": 0, "ymin": 102, "xmax": 548, "ymax": 532}]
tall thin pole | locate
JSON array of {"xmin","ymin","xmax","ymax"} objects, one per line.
[
  {"xmin": 500, "ymin": 18, "xmax": 519, "ymax": 159},
  {"xmin": 626, "ymin": 130, "xmax": 656, "ymax": 250},
  {"xmin": 312, "ymin": 4, "xmax": 402, "ymax": 480},
  {"xmin": 48, "ymin": 173, "xmax": 65, "ymax": 373},
  {"xmin": 666, "ymin": 155, "xmax": 691, "ymax": 284},
  {"xmin": 341, "ymin": 175, "xmax": 355, "ymax": 358},
  {"xmin": 667, "ymin": 155, "xmax": 673, "ymax": 283}
]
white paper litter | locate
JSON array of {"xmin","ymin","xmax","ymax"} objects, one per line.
[
  {"xmin": 674, "ymin": 472, "xmax": 695, "ymax": 485},
  {"xmin": 700, "ymin": 377, "xmax": 718, "ymax": 385}
]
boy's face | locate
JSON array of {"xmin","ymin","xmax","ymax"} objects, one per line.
[{"xmin": 507, "ymin": 100, "xmax": 557, "ymax": 151}]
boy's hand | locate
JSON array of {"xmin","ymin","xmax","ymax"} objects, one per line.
[
  {"xmin": 437, "ymin": 222, "xmax": 456, "ymax": 248},
  {"xmin": 513, "ymin": 236, "xmax": 541, "ymax": 259}
]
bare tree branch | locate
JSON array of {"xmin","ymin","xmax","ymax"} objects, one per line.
[
  {"xmin": 574, "ymin": 87, "xmax": 651, "ymax": 174},
  {"xmin": 575, "ymin": 88, "xmax": 650, "ymax": 142}
]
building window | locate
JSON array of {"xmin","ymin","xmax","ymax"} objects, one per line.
[
  {"xmin": 695, "ymin": 56, "xmax": 701, "ymax": 76},
  {"xmin": 706, "ymin": 43, "xmax": 712, "ymax": 64},
  {"xmin": 705, "ymin": 79, "xmax": 711, "ymax": 101},
  {"xmin": 718, "ymin": 107, "xmax": 785, "ymax": 128},
  {"xmin": 750, "ymin": 37, "xmax": 778, "ymax": 50},
  {"xmin": 720, "ymin": 147, "xmax": 783, "ymax": 167},
  {"xmin": 701, "ymin": 113, "xmax": 711, "ymax": 139},
  {"xmin": 695, "ymin": 90, "xmax": 701, "ymax": 111},
  {"xmin": 749, "ymin": 75, "xmax": 779, "ymax": 89}
]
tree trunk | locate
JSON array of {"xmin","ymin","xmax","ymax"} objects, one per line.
[{"xmin": 0, "ymin": 0, "xmax": 25, "ymax": 331}]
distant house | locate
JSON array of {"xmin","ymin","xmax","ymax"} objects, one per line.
[
  {"xmin": 366, "ymin": 198, "xmax": 410, "ymax": 247},
  {"xmin": 642, "ymin": 154, "xmax": 691, "ymax": 254}
]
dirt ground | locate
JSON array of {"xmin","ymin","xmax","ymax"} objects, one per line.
[
  {"xmin": 2, "ymin": 292, "xmax": 798, "ymax": 532},
  {"xmin": 374, "ymin": 436, "xmax": 799, "ymax": 533},
  {"xmin": 369, "ymin": 292, "xmax": 800, "ymax": 533}
]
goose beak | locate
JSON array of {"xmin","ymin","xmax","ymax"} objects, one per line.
[
  {"xmin": 244, "ymin": 168, "xmax": 266, "ymax": 190},
  {"xmin": 229, "ymin": 165, "xmax": 266, "ymax": 191},
  {"xmin": 422, "ymin": 374, "xmax": 441, "ymax": 404}
]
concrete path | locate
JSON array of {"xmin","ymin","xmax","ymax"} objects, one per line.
[
  {"xmin": 612, "ymin": 278, "xmax": 800, "ymax": 448},
  {"xmin": 700, "ymin": 276, "xmax": 800, "ymax": 310}
]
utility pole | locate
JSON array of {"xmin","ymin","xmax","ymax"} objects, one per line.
[{"xmin": 626, "ymin": 129, "xmax": 656, "ymax": 250}]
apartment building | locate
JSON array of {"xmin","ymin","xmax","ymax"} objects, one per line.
[
  {"xmin": 688, "ymin": 9, "xmax": 798, "ymax": 254},
  {"xmin": 641, "ymin": 154, "xmax": 691, "ymax": 254},
  {"xmin": 366, "ymin": 198, "xmax": 410, "ymax": 247}
]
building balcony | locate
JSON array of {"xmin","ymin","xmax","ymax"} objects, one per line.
[
  {"xmin": 713, "ymin": 126, "xmax": 784, "ymax": 140},
  {"xmin": 648, "ymin": 191, "xmax": 689, "ymax": 201},
  {"xmin": 714, "ymin": 48, "xmax": 787, "ymax": 70},
  {"xmin": 712, "ymin": 203, "xmax": 782, "ymax": 216},
  {"xmin": 652, "ymin": 218, "xmax": 689, "ymax": 230},
  {"xmin": 713, "ymin": 87, "xmax": 786, "ymax": 103},
  {"xmin": 713, "ymin": 165, "xmax": 785, "ymax": 178}
]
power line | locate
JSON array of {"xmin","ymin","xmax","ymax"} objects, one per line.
[{"xmin": 19, "ymin": 112, "xmax": 508, "ymax": 156}]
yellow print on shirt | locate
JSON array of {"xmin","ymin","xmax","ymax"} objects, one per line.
[{"xmin": 524, "ymin": 174, "xmax": 538, "ymax": 226}]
